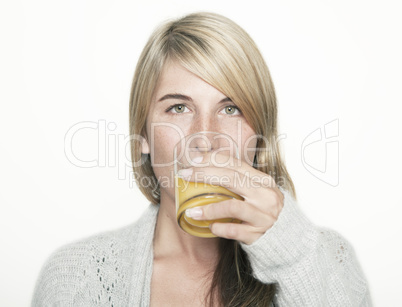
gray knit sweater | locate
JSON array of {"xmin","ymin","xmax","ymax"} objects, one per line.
[{"xmin": 32, "ymin": 189, "xmax": 372, "ymax": 306}]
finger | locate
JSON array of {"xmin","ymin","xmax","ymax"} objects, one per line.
[
  {"xmin": 185, "ymin": 198, "xmax": 271, "ymax": 226},
  {"xmin": 185, "ymin": 166, "xmax": 277, "ymax": 199},
  {"xmin": 181, "ymin": 151, "xmax": 278, "ymax": 189},
  {"xmin": 209, "ymin": 222, "xmax": 265, "ymax": 245},
  {"xmin": 190, "ymin": 151, "xmax": 257, "ymax": 177},
  {"xmin": 181, "ymin": 167, "xmax": 284, "ymax": 217},
  {"xmin": 250, "ymin": 185, "xmax": 285, "ymax": 215},
  {"xmin": 191, "ymin": 151, "xmax": 278, "ymax": 187}
]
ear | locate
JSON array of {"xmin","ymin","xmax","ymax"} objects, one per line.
[{"xmin": 141, "ymin": 135, "xmax": 150, "ymax": 154}]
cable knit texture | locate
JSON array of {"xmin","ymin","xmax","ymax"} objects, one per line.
[{"xmin": 32, "ymin": 190, "xmax": 372, "ymax": 306}]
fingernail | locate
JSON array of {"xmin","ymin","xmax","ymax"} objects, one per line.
[
  {"xmin": 191, "ymin": 156, "xmax": 203, "ymax": 164},
  {"xmin": 185, "ymin": 207, "xmax": 203, "ymax": 219},
  {"xmin": 178, "ymin": 168, "xmax": 193, "ymax": 180}
]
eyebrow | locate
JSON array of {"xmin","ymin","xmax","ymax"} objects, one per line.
[{"xmin": 157, "ymin": 93, "xmax": 232, "ymax": 103}]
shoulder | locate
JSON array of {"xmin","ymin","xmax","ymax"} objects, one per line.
[{"xmin": 32, "ymin": 203, "xmax": 159, "ymax": 306}]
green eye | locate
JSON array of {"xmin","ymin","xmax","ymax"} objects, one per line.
[
  {"xmin": 224, "ymin": 106, "xmax": 237, "ymax": 115},
  {"xmin": 173, "ymin": 105, "xmax": 186, "ymax": 113}
]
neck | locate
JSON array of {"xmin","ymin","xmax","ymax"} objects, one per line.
[{"xmin": 153, "ymin": 190, "xmax": 220, "ymax": 265}]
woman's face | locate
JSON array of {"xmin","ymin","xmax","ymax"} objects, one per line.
[{"xmin": 142, "ymin": 60, "xmax": 257, "ymax": 200}]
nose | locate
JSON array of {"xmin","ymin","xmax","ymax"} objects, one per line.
[
  {"xmin": 188, "ymin": 113, "xmax": 220, "ymax": 136},
  {"xmin": 189, "ymin": 133, "xmax": 215, "ymax": 153},
  {"xmin": 186, "ymin": 114, "xmax": 221, "ymax": 153}
]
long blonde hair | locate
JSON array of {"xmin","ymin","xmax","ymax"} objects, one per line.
[{"xmin": 129, "ymin": 11, "xmax": 296, "ymax": 306}]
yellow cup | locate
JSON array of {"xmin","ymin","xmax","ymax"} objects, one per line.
[{"xmin": 174, "ymin": 132, "xmax": 243, "ymax": 238}]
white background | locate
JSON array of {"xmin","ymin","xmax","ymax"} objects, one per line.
[{"xmin": 1, "ymin": 0, "xmax": 401, "ymax": 306}]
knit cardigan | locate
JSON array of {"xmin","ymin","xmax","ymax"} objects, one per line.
[{"xmin": 32, "ymin": 189, "xmax": 372, "ymax": 306}]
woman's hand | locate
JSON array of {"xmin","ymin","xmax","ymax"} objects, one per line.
[{"xmin": 182, "ymin": 153, "xmax": 285, "ymax": 245}]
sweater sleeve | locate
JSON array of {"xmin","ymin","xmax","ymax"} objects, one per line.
[{"xmin": 239, "ymin": 189, "xmax": 372, "ymax": 306}]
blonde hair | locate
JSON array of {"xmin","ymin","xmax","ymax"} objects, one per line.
[{"xmin": 129, "ymin": 12, "xmax": 296, "ymax": 204}]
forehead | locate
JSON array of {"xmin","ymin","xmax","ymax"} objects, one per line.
[
  {"xmin": 152, "ymin": 60, "xmax": 226, "ymax": 100},
  {"xmin": 156, "ymin": 60, "xmax": 192, "ymax": 88}
]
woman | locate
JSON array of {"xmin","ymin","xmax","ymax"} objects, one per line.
[{"xmin": 32, "ymin": 12, "xmax": 372, "ymax": 306}]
